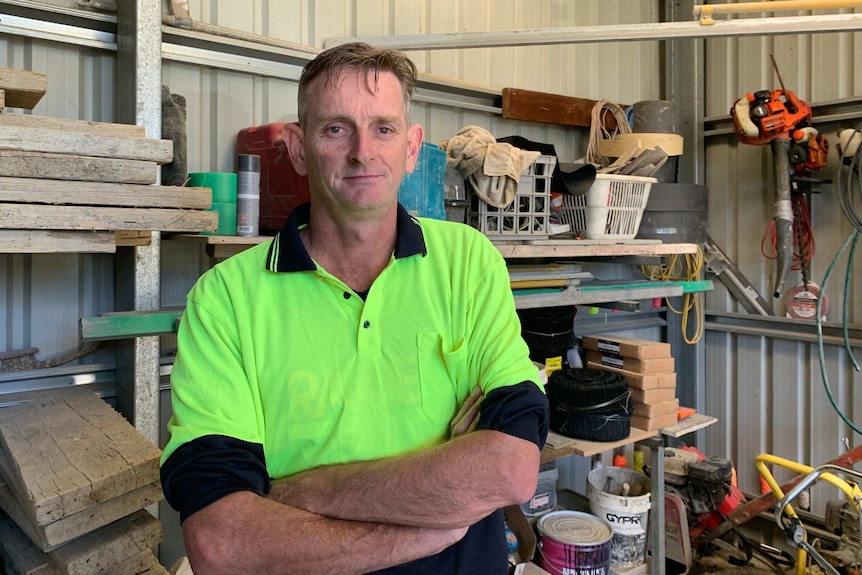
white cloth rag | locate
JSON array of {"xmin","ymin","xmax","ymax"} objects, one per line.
[{"xmin": 440, "ymin": 126, "xmax": 541, "ymax": 208}]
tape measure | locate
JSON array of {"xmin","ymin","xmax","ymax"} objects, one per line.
[{"xmin": 784, "ymin": 282, "xmax": 828, "ymax": 321}]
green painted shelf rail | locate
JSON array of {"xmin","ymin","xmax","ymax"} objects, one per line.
[
  {"xmin": 80, "ymin": 309, "xmax": 184, "ymax": 341},
  {"xmin": 79, "ymin": 281, "xmax": 712, "ymax": 340}
]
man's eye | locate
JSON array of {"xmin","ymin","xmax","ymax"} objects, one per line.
[
  {"xmin": 378, "ymin": 127, "xmax": 393, "ymax": 135},
  {"xmin": 327, "ymin": 126, "xmax": 344, "ymax": 134}
]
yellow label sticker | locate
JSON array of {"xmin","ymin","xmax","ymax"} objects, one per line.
[{"xmin": 545, "ymin": 356, "xmax": 563, "ymax": 375}]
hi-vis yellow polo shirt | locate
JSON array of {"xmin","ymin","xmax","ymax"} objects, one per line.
[{"xmin": 161, "ymin": 203, "xmax": 546, "ymax": 519}]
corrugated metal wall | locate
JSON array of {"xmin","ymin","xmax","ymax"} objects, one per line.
[
  {"xmin": 4, "ymin": 0, "xmax": 861, "ymax": 520},
  {"xmin": 703, "ymin": 13, "xmax": 862, "ymax": 513}
]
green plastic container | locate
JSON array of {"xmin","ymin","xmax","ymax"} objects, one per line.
[{"xmin": 188, "ymin": 172, "xmax": 237, "ymax": 236}]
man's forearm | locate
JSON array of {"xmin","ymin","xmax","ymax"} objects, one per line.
[
  {"xmin": 184, "ymin": 491, "xmax": 466, "ymax": 575},
  {"xmin": 269, "ymin": 429, "xmax": 539, "ymax": 529}
]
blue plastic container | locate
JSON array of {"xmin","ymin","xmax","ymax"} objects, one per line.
[{"xmin": 398, "ymin": 142, "xmax": 446, "ymax": 220}]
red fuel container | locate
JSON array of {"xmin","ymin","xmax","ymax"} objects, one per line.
[{"xmin": 236, "ymin": 122, "xmax": 310, "ymax": 235}]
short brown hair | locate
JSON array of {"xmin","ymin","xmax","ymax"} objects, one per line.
[{"xmin": 297, "ymin": 42, "xmax": 418, "ymax": 127}]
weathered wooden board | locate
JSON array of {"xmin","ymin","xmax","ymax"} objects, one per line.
[
  {"xmin": 0, "ymin": 510, "xmax": 53, "ymax": 575},
  {"xmin": 0, "ymin": 477, "xmax": 163, "ymax": 552},
  {"xmin": 501, "ymin": 87, "xmax": 622, "ymax": 129},
  {"xmin": 0, "ymin": 89, "xmax": 6, "ymax": 110},
  {"xmin": 0, "ymin": 114, "xmax": 145, "ymax": 138},
  {"xmin": 0, "ymin": 231, "xmax": 116, "ymax": 253},
  {"xmin": 0, "ymin": 387, "xmax": 161, "ymax": 527},
  {"xmin": 0, "ymin": 125, "xmax": 173, "ymax": 163},
  {"xmin": 140, "ymin": 554, "xmax": 170, "ymax": 575},
  {"xmin": 115, "ymin": 230, "xmax": 153, "ymax": 247},
  {"xmin": 0, "ymin": 68, "xmax": 47, "ymax": 110},
  {"xmin": 0, "ymin": 151, "xmax": 158, "ymax": 184},
  {"xmin": 0, "ymin": 177, "xmax": 211, "ymax": 209},
  {"xmin": 0, "ymin": 204, "xmax": 218, "ymax": 233},
  {"xmin": 47, "ymin": 509, "xmax": 162, "ymax": 575}
]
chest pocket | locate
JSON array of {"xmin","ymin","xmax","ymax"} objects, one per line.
[{"xmin": 416, "ymin": 332, "xmax": 469, "ymax": 425}]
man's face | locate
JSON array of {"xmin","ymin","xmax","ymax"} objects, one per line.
[{"xmin": 296, "ymin": 69, "xmax": 423, "ymax": 219}]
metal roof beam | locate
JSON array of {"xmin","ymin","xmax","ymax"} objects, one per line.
[{"xmin": 326, "ymin": 13, "xmax": 862, "ymax": 50}]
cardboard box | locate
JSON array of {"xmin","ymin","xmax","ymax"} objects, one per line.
[
  {"xmin": 633, "ymin": 398, "xmax": 679, "ymax": 418},
  {"xmin": 504, "ymin": 505, "xmax": 537, "ymax": 573},
  {"xmin": 518, "ymin": 562, "xmax": 553, "ymax": 575},
  {"xmin": 585, "ymin": 350, "xmax": 675, "ymax": 374},
  {"xmin": 630, "ymin": 387, "xmax": 676, "ymax": 404},
  {"xmin": 581, "ymin": 335, "xmax": 671, "ymax": 359},
  {"xmin": 631, "ymin": 411, "xmax": 678, "ymax": 431},
  {"xmin": 586, "ymin": 361, "xmax": 677, "ymax": 390}
]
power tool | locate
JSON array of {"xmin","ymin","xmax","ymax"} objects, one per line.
[{"xmin": 731, "ymin": 63, "xmax": 827, "ymax": 298}]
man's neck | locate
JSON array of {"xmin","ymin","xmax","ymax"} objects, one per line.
[{"xmin": 300, "ymin": 218, "xmax": 397, "ymax": 293}]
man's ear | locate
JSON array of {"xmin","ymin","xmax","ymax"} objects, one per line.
[
  {"xmin": 404, "ymin": 123, "xmax": 425, "ymax": 175},
  {"xmin": 282, "ymin": 122, "xmax": 308, "ymax": 176}
]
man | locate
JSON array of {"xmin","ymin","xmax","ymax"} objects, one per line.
[{"xmin": 160, "ymin": 42, "xmax": 549, "ymax": 574}]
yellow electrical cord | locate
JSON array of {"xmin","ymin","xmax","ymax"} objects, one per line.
[{"xmin": 640, "ymin": 246, "xmax": 705, "ymax": 344}]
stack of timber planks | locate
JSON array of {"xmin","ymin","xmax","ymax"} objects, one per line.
[
  {"xmin": 0, "ymin": 387, "xmax": 168, "ymax": 575},
  {"xmin": 0, "ymin": 66, "xmax": 217, "ymax": 254}
]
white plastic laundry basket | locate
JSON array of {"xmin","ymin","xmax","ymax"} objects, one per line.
[{"xmin": 561, "ymin": 174, "xmax": 655, "ymax": 240}]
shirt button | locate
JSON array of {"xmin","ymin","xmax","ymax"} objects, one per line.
[
  {"xmin": 343, "ymin": 292, "xmax": 350, "ymax": 299},
  {"xmin": 363, "ymin": 320, "xmax": 371, "ymax": 329}
]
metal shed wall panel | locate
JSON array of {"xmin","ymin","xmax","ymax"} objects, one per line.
[
  {"xmin": 704, "ymin": 329, "xmax": 860, "ymax": 514},
  {"xmin": 703, "ymin": 17, "xmax": 862, "ymax": 514}
]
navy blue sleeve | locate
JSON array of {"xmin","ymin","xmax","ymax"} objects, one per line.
[
  {"xmin": 477, "ymin": 381, "xmax": 550, "ymax": 449},
  {"xmin": 160, "ymin": 434, "xmax": 272, "ymax": 523}
]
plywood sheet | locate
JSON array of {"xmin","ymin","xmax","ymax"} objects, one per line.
[
  {"xmin": 47, "ymin": 509, "xmax": 162, "ymax": 575},
  {"xmin": 0, "ymin": 126, "xmax": 172, "ymax": 163},
  {"xmin": 0, "ymin": 68, "xmax": 47, "ymax": 110},
  {"xmin": 0, "ymin": 510, "xmax": 53, "ymax": 575},
  {"xmin": 0, "ymin": 477, "xmax": 163, "ymax": 552},
  {"xmin": 0, "ymin": 151, "xmax": 158, "ymax": 184},
  {"xmin": 0, "ymin": 177, "xmax": 211, "ymax": 209},
  {"xmin": 0, "ymin": 204, "xmax": 218, "ymax": 233},
  {"xmin": 0, "ymin": 231, "xmax": 116, "ymax": 253},
  {"xmin": 0, "ymin": 113, "xmax": 145, "ymax": 138},
  {"xmin": 0, "ymin": 387, "xmax": 161, "ymax": 527}
]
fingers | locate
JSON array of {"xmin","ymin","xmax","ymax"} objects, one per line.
[{"xmin": 450, "ymin": 386, "xmax": 484, "ymax": 438}]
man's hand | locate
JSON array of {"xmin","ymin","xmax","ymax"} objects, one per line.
[{"xmin": 450, "ymin": 386, "xmax": 483, "ymax": 439}]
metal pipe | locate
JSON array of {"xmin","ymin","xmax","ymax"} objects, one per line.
[
  {"xmin": 776, "ymin": 465, "xmax": 862, "ymax": 522},
  {"xmin": 696, "ymin": 1, "xmax": 862, "ymax": 22},
  {"xmin": 328, "ymin": 13, "xmax": 862, "ymax": 51}
]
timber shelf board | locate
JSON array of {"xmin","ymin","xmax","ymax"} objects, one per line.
[
  {"xmin": 660, "ymin": 413, "xmax": 717, "ymax": 438},
  {"xmin": 541, "ymin": 415, "xmax": 719, "ymax": 462},
  {"xmin": 541, "ymin": 427, "xmax": 657, "ymax": 462},
  {"xmin": 168, "ymin": 234, "xmax": 273, "ymax": 259},
  {"xmin": 493, "ymin": 240, "xmax": 699, "ymax": 259}
]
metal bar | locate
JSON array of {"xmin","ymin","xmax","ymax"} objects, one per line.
[
  {"xmin": 705, "ymin": 311, "xmax": 862, "ymax": 346},
  {"xmin": 695, "ymin": 0, "xmax": 862, "ymax": 18},
  {"xmin": 327, "ymin": 13, "xmax": 862, "ymax": 51},
  {"xmin": 705, "ymin": 97, "xmax": 862, "ymax": 137},
  {"xmin": 700, "ymin": 444, "xmax": 862, "ymax": 545},
  {"xmin": 0, "ymin": 13, "xmax": 116, "ymax": 50},
  {"xmin": 114, "ymin": 0, "xmax": 161, "ymax": 446},
  {"xmin": 161, "ymin": 42, "xmax": 304, "ymax": 80}
]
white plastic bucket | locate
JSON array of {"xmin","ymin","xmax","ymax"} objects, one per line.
[{"xmin": 586, "ymin": 467, "xmax": 651, "ymax": 568}]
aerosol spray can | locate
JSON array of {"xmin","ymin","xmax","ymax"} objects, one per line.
[{"xmin": 236, "ymin": 154, "xmax": 261, "ymax": 236}]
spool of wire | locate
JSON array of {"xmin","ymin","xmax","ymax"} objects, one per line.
[{"xmin": 546, "ymin": 368, "xmax": 631, "ymax": 441}]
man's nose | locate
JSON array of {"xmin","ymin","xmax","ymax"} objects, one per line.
[{"xmin": 349, "ymin": 131, "xmax": 374, "ymax": 164}]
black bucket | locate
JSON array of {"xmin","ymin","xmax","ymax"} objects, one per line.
[{"xmin": 635, "ymin": 183, "xmax": 708, "ymax": 244}]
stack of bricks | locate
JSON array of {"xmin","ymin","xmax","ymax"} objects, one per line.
[
  {"xmin": 581, "ymin": 334, "xmax": 679, "ymax": 431},
  {"xmin": 0, "ymin": 387, "xmax": 167, "ymax": 575}
]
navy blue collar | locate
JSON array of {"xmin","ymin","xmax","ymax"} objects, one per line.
[{"xmin": 265, "ymin": 202, "xmax": 427, "ymax": 273}]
